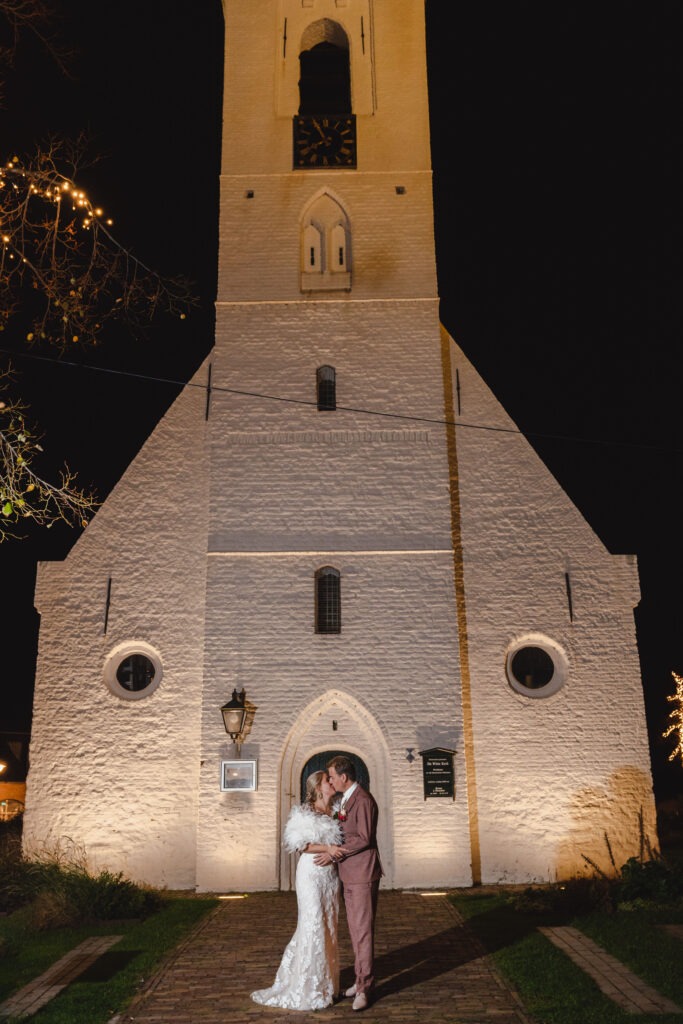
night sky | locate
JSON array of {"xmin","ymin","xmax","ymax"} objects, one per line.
[{"xmin": 1, "ymin": 2, "xmax": 681, "ymax": 799}]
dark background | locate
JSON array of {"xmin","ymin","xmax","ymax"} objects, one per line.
[{"xmin": 1, "ymin": 2, "xmax": 681, "ymax": 800}]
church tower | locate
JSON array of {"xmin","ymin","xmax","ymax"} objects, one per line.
[
  {"xmin": 197, "ymin": 0, "xmax": 471, "ymax": 891},
  {"xmin": 23, "ymin": 1, "xmax": 658, "ymax": 891}
]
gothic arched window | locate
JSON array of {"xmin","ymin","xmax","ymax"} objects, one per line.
[
  {"xmin": 301, "ymin": 192, "xmax": 351, "ymax": 291},
  {"xmin": 315, "ymin": 566, "xmax": 341, "ymax": 633},
  {"xmin": 317, "ymin": 365, "xmax": 336, "ymax": 411}
]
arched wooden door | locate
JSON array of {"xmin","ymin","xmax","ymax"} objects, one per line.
[{"xmin": 300, "ymin": 750, "xmax": 369, "ymax": 801}]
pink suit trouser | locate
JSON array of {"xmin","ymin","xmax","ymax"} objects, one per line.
[{"xmin": 342, "ymin": 879, "xmax": 379, "ymax": 994}]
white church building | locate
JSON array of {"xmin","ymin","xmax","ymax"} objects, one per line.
[{"xmin": 23, "ymin": 0, "xmax": 658, "ymax": 892}]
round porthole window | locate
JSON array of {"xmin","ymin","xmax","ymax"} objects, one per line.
[
  {"xmin": 505, "ymin": 635, "xmax": 568, "ymax": 698},
  {"xmin": 104, "ymin": 642, "xmax": 163, "ymax": 701}
]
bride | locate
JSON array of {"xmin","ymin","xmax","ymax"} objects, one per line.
[{"xmin": 251, "ymin": 770, "xmax": 344, "ymax": 1011}]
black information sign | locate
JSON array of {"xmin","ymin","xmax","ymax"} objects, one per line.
[{"xmin": 419, "ymin": 747, "xmax": 456, "ymax": 800}]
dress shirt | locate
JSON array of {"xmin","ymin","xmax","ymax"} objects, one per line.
[{"xmin": 341, "ymin": 782, "xmax": 358, "ymax": 809}]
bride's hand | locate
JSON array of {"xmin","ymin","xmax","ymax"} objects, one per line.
[{"xmin": 328, "ymin": 845, "xmax": 343, "ymax": 861}]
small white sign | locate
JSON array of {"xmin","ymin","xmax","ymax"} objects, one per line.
[{"xmin": 221, "ymin": 760, "xmax": 257, "ymax": 792}]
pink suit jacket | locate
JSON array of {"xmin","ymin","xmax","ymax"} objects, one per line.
[{"xmin": 337, "ymin": 785, "xmax": 383, "ymax": 883}]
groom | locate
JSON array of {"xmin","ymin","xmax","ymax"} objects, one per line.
[{"xmin": 315, "ymin": 755, "xmax": 383, "ymax": 1012}]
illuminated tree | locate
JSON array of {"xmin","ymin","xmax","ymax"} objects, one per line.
[
  {"xmin": 663, "ymin": 671, "xmax": 683, "ymax": 766},
  {"xmin": 0, "ymin": 144, "xmax": 195, "ymax": 541},
  {"xmin": 0, "ymin": 5, "xmax": 196, "ymax": 541}
]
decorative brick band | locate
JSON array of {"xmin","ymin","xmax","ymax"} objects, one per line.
[{"xmin": 225, "ymin": 429, "xmax": 431, "ymax": 445}]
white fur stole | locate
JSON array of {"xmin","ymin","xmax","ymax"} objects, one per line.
[{"xmin": 283, "ymin": 804, "xmax": 343, "ymax": 853}]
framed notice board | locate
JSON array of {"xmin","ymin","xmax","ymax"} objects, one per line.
[
  {"xmin": 221, "ymin": 760, "xmax": 258, "ymax": 792},
  {"xmin": 419, "ymin": 748, "xmax": 456, "ymax": 799}
]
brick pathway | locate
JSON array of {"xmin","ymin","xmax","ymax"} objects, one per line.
[
  {"xmin": 114, "ymin": 892, "xmax": 534, "ymax": 1024},
  {"xmin": 539, "ymin": 926, "xmax": 682, "ymax": 1015}
]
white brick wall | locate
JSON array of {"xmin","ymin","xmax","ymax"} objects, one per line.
[
  {"xmin": 23, "ymin": 367, "xmax": 210, "ymax": 889},
  {"xmin": 195, "ymin": 551, "xmax": 471, "ymax": 891},
  {"xmin": 448, "ymin": 339, "xmax": 656, "ymax": 882},
  {"xmin": 217, "ymin": 175, "xmax": 438, "ymax": 303}
]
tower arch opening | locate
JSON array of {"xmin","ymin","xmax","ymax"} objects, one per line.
[{"xmin": 299, "ymin": 21, "xmax": 351, "ymax": 115}]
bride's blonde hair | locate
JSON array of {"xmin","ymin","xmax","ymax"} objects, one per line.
[{"xmin": 304, "ymin": 770, "xmax": 329, "ymax": 810}]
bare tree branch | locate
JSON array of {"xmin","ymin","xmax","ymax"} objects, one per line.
[
  {"xmin": 0, "ymin": 0, "xmax": 73, "ymax": 95},
  {"xmin": 0, "ymin": 2, "xmax": 198, "ymax": 542},
  {"xmin": 0, "ymin": 364, "xmax": 97, "ymax": 540},
  {"xmin": 1, "ymin": 139, "xmax": 196, "ymax": 348},
  {"xmin": 0, "ymin": 139, "xmax": 198, "ymax": 541}
]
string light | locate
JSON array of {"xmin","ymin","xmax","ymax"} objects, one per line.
[
  {"xmin": 0, "ymin": 164, "xmax": 111, "ymax": 235},
  {"xmin": 1, "ymin": 152, "xmax": 186, "ymax": 358},
  {"xmin": 663, "ymin": 671, "xmax": 683, "ymax": 766}
]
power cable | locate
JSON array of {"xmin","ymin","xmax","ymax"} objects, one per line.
[{"xmin": 1, "ymin": 345, "xmax": 682, "ymax": 456}]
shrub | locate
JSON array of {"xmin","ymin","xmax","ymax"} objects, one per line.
[
  {"xmin": 24, "ymin": 866, "xmax": 162, "ymax": 930},
  {"xmin": 510, "ymin": 875, "xmax": 616, "ymax": 917},
  {"xmin": 0, "ymin": 833, "xmax": 161, "ymax": 927},
  {"xmin": 616, "ymin": 853, "xmax": 683, "ymax": 906},
  {"xmin": 509, "ymin": 886, "xmax": 560, "ymax": 915}
]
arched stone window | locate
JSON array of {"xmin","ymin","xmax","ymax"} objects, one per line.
[
  {"xmin": 317, "ymin": 365, "xmax": 336, "ymax": 411},
  {"xmin": 298, "ymin": 21, "xmax": 351, "ymax": 115},
  {"xmin": 301, "ymin": 192, "xmax": 351, "ymax": 291},
  {"xmin": 315, "ymin": 566, "xmax": 341, "ymax": 634}
]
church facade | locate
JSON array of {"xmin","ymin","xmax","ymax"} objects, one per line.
[{"xmin": 23, "ymin": 0, "xmax": 657, "ymax": 891}]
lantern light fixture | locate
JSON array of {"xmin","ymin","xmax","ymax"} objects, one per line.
[{"xmin": 221, "ymin": 688, "xmax": 249, "ymax": 754}]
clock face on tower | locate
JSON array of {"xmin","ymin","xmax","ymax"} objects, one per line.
[{"xmin": 293, "ymin": 115, "xmax": 357, "ymax": 169}]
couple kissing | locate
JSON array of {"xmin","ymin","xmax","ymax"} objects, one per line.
[{"xmin": 251, "ymin": 755, "xmax": 383, "ymax": 1012}]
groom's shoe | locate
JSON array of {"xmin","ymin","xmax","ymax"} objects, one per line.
[
  {"xmin": 344, "ymin": 985, "xmax": 357, "ymax": 998},
  {"xmin": 352, "ymin": 991, "xmax": 368, "ymax": 1012}
]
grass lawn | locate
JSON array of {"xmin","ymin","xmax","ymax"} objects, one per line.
[
  {"xmin": 450, "ymin": 889, "xmax": 683, "ymax": 1024},
  {"xmin": 0, "ymin": 895, "xmax": 218, "ymax": 1024}
]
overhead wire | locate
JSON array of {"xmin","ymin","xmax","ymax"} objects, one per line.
[{"xmin": 1, "ymin": 344, "xmax": 681, "ymax": 456}]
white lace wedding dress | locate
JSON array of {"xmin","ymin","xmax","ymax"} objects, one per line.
[{"xmin": 251, "ymin": 804, "xmax": 342, "ymax": 1011}]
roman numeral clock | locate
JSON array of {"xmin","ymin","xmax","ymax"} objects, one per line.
[{"xmin": 293, "ymin": 114, "xmax": 357, "ymax": 168}]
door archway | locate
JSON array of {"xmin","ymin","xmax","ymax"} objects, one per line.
[
  {"xmin": 300, "ymin": 750, "xmax": 369, "ymax": 801},
  {"xmin": 278, "ymin": 689, "xmax": 394, "ymax": 891}
]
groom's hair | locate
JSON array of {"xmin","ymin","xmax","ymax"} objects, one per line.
[{"xmin": 328, "ymin": 755, "xmax": 356, "ymax": 782}]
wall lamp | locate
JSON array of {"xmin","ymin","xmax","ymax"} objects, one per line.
[{"xmin": 220, "ymin": 688, "xmax": 257, "ymax": 756}]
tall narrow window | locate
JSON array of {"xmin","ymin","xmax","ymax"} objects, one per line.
[
  {"xmin": 317, "ymin": 365, "xmax": 336, "ymax": 411},
  {"xmin": 331, "ymin": 223, "xmax": 347, "ymax": 272},
  {"xmin": 315, "ymin": 566, "xmax": 341, "ymax": 633},
  {"xmin": 303, "ymin": 223, "xmax": 322, "ymax": 271}
]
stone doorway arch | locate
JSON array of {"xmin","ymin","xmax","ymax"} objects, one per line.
[{"xmin": 279, "ymin": 690, "xmax": 393, "ymax": 890}]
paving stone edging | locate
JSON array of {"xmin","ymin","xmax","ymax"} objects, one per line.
[{"xmin": 0, "ymin": 935, "xmax": 123, "ymax": 1021}]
